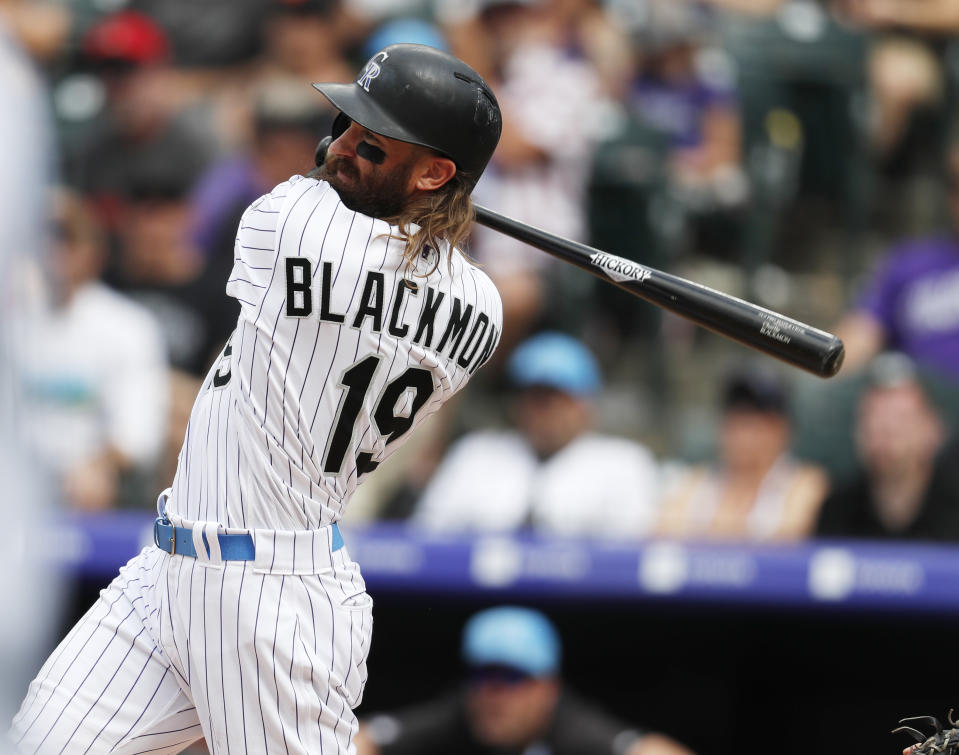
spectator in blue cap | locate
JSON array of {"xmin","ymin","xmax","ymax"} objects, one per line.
[
  {"xmin": 409, "ymin": 331, "xmax": 662, "ymax": 539},
  {"xmin": 355, "ymin": 606, "xmax": 694, "ymax": 755}
]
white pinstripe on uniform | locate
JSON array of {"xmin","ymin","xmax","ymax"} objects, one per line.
[{"xmin": 12, "ymin": 175, "xmax": 502, "ymax": 754}]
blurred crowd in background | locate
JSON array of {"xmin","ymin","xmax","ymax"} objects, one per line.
[{"xmin": 5, "ymin": 0, "xmax": 959, "ymax": 546}]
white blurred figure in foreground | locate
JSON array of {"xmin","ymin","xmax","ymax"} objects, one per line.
[
  {"xmin": 20, "ymin": 189, "xmax": 169, "ymax": 513},
  {"xmin": 0, "ymin": 0, "xmax": 62, "ymax": 747}
]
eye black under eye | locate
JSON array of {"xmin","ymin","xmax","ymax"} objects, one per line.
[{"xmin": 356, "ymin": 141, "xmax": 386, "ymax": 165}]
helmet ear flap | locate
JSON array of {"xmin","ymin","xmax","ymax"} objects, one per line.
[
  {"xmin": 313, "ymin": 136, "xmax": 332, "ymax": 167},
  {"xmin": 332, "ymin": 112, "xmax": 351, "ymax": 140},
  {"xmin": 314, "ymin": 113, "xmax": 352, "ymax": 167}
]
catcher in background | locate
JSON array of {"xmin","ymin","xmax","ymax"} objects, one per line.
[{"xmin": 355, "ymin": 606, "xmax": 695, "ymax": 755}]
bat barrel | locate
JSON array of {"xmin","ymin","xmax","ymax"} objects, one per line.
[
  {"xmin": 473, "ymin": 204, "xmax": 845, "ymax": 378},
  {"xmin": 633, "ymin": 268, "xmax": 845, "ymax": 377}
]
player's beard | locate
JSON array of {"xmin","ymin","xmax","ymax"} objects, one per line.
[{"xmin": 316, "ymin": 154, "xmax": 415, "ymax": 221}]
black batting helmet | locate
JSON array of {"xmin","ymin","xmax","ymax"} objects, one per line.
[{"xmin": 312, "ymin": 44, "xmax": 502, "ymax": 189}]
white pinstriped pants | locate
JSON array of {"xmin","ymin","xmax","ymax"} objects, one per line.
[{"xmin": 11, "ymin": 528, "xmax": 373, "ymax": 755}]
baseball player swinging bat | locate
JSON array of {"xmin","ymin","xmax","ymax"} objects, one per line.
[{"xmin": 315, "ymin": 136, "xmax": 844, "ymax": 378}]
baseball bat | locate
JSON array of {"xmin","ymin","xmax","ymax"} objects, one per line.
[
  {"xmin": 312, "ymin": 136, "xmax": 843, "ymax": 377},
  {"xmin": 472, "ymin": 204, "xmax": 845, "ymax": 378}
]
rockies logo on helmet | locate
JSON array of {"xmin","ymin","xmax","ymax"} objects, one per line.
[
  {"xmin": 357, "ymin": 51, "xmax": 389, "ymax": 92},
  {"xmin": 313, "ymin": 44, "xmax": 503, "ymax": 189}
]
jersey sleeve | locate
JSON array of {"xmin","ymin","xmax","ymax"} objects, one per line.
[{"xmin": 225, "ymin": 179, "xmax": 293, "ymax": 318}]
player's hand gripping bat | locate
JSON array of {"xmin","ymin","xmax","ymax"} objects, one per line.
[{"xmin": 314, "ymin": 136, "xmax": 844, "ymax": 378}]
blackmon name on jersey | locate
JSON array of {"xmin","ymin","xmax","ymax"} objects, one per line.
[
  {"xmin": 284, "ymin": 258, "xmax": 498, "ymax": 376},
  {"xmin": 167, "ymin": 175, "xmax": 503, "ymax": 532}
]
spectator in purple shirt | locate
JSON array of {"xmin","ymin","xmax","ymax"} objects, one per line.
[
  {"xmin": 190, "ymin": 79, "xmax": 335, "ymax": 260},
  {"xmin": 836, "ymin": 145, "xmax": 959, "ymax": 381},
  {"xmin": 626, "ymin": 0, "xmax": 745, "ymax": 210}
]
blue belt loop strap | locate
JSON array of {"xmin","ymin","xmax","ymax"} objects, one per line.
[
  {"xmin": 330, "ymin": 522, "xmax": 344, "ymax": 551},
  {"xmin": 154, "ymin": 519, "xmax": 343, "ymax": 560}
]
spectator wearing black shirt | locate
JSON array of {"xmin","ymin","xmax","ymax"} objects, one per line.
[{"xmin": 816, "ymin": 353, "xmax": 959, "ymax": 541}]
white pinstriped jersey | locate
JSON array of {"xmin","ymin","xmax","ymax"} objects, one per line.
[{"xmin": 168, "ymin": 174, "xmax": 502, "ymax": 531}]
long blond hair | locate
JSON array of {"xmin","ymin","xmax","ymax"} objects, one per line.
[{"xmin": 383, "ymin": 172, "xmax": 477, "ymax": 277}]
